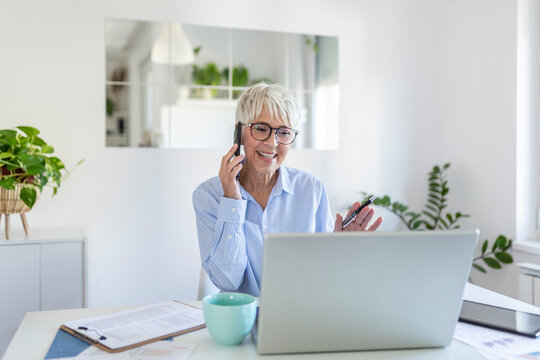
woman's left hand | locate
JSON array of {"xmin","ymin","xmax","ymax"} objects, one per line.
[{"xmin": 334, "ymin": 201, "xmax": 383, "ymax": 232}]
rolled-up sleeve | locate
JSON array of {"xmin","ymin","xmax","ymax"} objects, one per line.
[{"xmin": 193, "ymin": 186, "xmax": 248, "ymax": 291}]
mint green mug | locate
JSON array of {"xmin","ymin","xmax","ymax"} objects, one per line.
[{"xmin": 203, "ymin": 292, "xmax": 257, "ymax": 346}]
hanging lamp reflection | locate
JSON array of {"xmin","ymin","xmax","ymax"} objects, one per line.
[{"xmin": 151, "ymin": 24, "xmax": 194, "ymax": 65}]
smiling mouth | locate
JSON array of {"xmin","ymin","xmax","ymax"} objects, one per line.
[{"xmin": 257, "ymin": 150, "xmax": 277, "ymax": 159}]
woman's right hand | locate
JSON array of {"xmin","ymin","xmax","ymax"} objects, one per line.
[{"xmin": 219, "ymin": 144, "xmax": 244, "ymax": 200}]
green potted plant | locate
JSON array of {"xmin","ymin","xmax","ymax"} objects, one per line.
[
  {"xmin": 362, "ymin": 163, "xmax": 513, "ymax": 278},
  {"xmin": 222, "ymin": 65, "xmax": 249, "ymax": 98},
  {"xmin": 192, "ymin": 62, "xmax": 222, "ymax": 98},
  {"xmin": 0, "ymin": 126, "xmax": 81, "ymax": 238}
]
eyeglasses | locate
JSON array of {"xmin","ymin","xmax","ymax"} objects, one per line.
[{"xmin": 247, "ymin": 122, "xmax": 299, "ymax": 145}]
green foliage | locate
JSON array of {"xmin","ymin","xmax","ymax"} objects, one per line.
[
  {"xmin": 106, "ymin": 97, "xmax": 115, "ymax": 117},
  {"xmin": 362, "ymin": 163, "xmax": 513, "ymax": 275},
  {"xmin": 304, "ymin": 35, "xmax": 319, "ymax": 54},
  {"xmin": 472, "ymin": 235, "xmax": 513, "ymax": 273},
  {"xmin": 222, "ymin": 65, "xmax": 249, "ymax": 87},
  {"xmin": 0, "ymin": 126, "xmax": 82, "ymax": 209},
  {"xmin": 192, "ymin": 62, "xmax": 222, "ymax": 87},
  {"xmin": 223, "ymin": 65, "xmax": 249, "ymax": 98}
]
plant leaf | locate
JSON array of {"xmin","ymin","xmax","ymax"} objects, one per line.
[
  {"xmin": 427, "ymin": 199, "xmax": 440, "ymax": 207},
  {"xmin": 439, "ymin": 218, "xmax": 449, "ymax": 228},
  {"xmin": 495, "ymin": 235, "xmax": 507, "ymax": 250},
  {"xmin": 20, "ymin": 186, "xmax": 37, "ymax": 209},
  {"xmin": 494, "ymin": 252, "xmax": 513, "ymax": 264},
  {"xmin": 472, "ymin": 263, "xmax": 487, "ymax": 273},
  {"xmin": 422, "ymin": 211, "xmax": 438, "ymax": 222},
  {"xmin": 19, "ymin": 154, "xmax": 45, "ymax": 175},
  {"xmin": 483, "ymin": 257, "xmax": 502, "ymax": 269},
  {"xmin": 481, "ymin": 240, "xmax": 488, "ymax": 255},
  {"xmin": 17, "ymin": 126, "xmax": 40, "ymax": 137},
  {"xmin": 33, "ymin": 136, "xmax": 46, "ymax": 147},
  {"xmin": 0, "ymin": 130, "xmax": 18, "ymax": 146},
  {"xmin": 0, "ymin": 176, "xmax": 15, "ymax": 190}
]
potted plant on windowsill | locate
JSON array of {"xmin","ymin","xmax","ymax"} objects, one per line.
[{"xmin": 0, "ymin": 126, "xmax": 81, "ymax": 239}]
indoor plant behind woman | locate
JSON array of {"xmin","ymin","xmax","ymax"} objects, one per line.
[{"xmin": 0, "ymin": 126, "xmax": 81, "ymax": 238}]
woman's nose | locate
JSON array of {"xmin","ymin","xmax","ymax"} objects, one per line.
[{"xmin": 264, "ymin": 131, "xmax": 279, "ymax": 146}]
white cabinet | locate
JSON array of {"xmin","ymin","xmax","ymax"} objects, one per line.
[
  {"xmin": 517, "ymin": 263, "xmax": 540, "ymax": 306},
  {"xmin": 0, "ymin": 229, "xmax": 85, "ymax": 357}
]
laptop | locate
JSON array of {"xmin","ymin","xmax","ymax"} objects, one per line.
[{"xmin": 253, "ymin": 230, "xmax": 478, "ymax": 355}]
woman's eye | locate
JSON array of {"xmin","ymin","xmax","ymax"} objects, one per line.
[
  {"xmin": 255, "ymin": 126, "xmax": 269, "ymax": 133},
  {"xmin": 278, "ymin": 129, "xmax": 292, "ymax": 136}
]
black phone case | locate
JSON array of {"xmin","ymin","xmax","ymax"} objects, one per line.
[
  {"xmin": 234, "ymin": 122, "xmax": 242, "ymax": 156},
  {"xmin": 233, "ymin": 123, "xmax": 244, "ymax": 179}
]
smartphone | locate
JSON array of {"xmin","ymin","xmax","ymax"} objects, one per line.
[
  {"xmin": 233, "ymin": 122, "xmax": 244, "ymax": 179},
  {"xmin": 459, "ymin": 300, "xmax": 540, "ymax": 338},
  {"xmin": 234, "ymin": 122, "xmax": 242, "ymax": 156}
]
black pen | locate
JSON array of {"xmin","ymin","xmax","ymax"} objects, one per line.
[{"xmin": 342, "ymin": 196, "xmax": 377, "ymax": 229}]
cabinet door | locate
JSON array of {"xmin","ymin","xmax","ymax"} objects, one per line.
[
  {"xmin": 533, "ymin": 277, "xmax": 540, "ymax": 307},
  {"xmin": 519, "ymin": 273, "xmax": 534, "ymax": 304},
  {"xmin": 41, "ymin": 242, "xmax": 84, "ymax": 310},
  {"xmin": 0, "ymin": 245, "xmax": 40, "ymax": 356}
]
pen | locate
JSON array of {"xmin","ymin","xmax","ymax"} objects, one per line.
[{"xmin": 342, "ymin": 196, "xmax": 377, "ymax": 229}]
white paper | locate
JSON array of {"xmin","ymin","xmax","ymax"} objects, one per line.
[
  {"xmin": 63, "ymin": 301, "xmax": 204, "ymax": 350},
  {"xmin": 454, "ymin": 322, "xmax": 540, "ymax": 359},
  {"xmin": 50, "ymin": 341, "xmax": 198, "ymax": 360}
]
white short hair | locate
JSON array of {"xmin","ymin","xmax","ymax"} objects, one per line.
[{"xmin": 235, "ymin": 83, "xmax": 299, "ymax": 129}]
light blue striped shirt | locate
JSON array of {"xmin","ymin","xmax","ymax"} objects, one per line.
[{"xmin": 193, "ymin": 166, "xmax": 334, "ymax": 297}]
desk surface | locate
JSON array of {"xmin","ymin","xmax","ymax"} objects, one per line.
[{"xmin": 4, "ymin": 283, "xmax": 537, "ymax": 360}]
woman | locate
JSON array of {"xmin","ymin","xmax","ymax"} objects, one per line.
[{"xmin": 193, "ymin": 83, "xmax": 382, "ymax": 297}]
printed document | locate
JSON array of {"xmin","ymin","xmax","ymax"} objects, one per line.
[
  {"xmin": 50, "ymin": 341, "xmax": 198, "ymax": 360},
  {"xmin": 455, "ymin": 321, "xmax": 540, "ymax": 359},
  {"xmin": 63, "ymin": 301, "xmax": 204, "ymax": 350}
]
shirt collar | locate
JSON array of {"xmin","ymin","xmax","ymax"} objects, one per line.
[
  {"xmin": 276, "ymin": 166, "xmax": 294, "ymax": 195},
  {"xmin": 239, "ymin": 166, "xmax": 295, "ymax": 200}
]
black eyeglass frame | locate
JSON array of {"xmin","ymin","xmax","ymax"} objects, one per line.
[{"xmin": 246, "ymin": 122, "xmax": 300, "ymax": 145}]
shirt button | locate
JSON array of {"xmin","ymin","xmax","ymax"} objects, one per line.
[
  {"xmin": 263, "ymin": 224, "xmax": 267, "ymax": 229},
  {"xmin": 231, "ymin": 207, "xmax": 236, "ymax": 212},
  {"xmin": 228, "ymin": 235, "xmax": 232, "ymax": 239}
]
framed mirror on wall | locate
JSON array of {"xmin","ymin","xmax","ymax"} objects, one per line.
[{"xmin": 105, "ymin": 18, "xmax": 339, "ymax": 149}]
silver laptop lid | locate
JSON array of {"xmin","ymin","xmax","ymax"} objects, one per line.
[{"xmin": 257, "ymin": 230, "xmax": 478, "ymax": 354}]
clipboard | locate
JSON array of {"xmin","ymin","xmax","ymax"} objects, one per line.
[{"xmin": 59, "ymin": 301, "xmax": 205, "ymax": 353}]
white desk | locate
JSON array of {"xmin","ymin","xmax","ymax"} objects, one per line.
[{"xmin": 4, "ymin": 284, "xmax": 539, "ymax": 360}]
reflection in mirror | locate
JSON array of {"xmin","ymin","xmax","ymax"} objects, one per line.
[{"xmin": 105, "ymin": 18, "xmax": 339, "ymax": 149}]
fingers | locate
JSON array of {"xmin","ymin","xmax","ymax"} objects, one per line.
[
  {"xmin": 221, "ymin": 144, "xmax": 239, "ymax": 169},
  {"xmin": 345, "ymin": 202, "xmax": 361, "ymax": 218},
  {"xmin": 367, "ymin": 217, "xmax": 383, "ymax": 231},
  {"xmin": 334, "ymin": 213, "xmax": 343, "ymax": 232},
  {"xmin": 342, "ymin": 199, "xmax": 384, "ymax": 232},
  {"xmin": 220, "ymin": 147, "xmax": 244, "ymax": 179},
  {"xmin": 219, "ymin": 145, "xmax": 244, "ymax": 200},
  {"xmin": 355, "ymin": 207, "xmax": 375, "ymax": 230},
  {"xmin": 229, "ymin": 161, "xmax": 243, "ymax": 181}
]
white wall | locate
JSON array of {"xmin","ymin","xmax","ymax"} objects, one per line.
[{"xmin": 0, "ymin": 0, "xmax": 523, "ymax": 306}]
